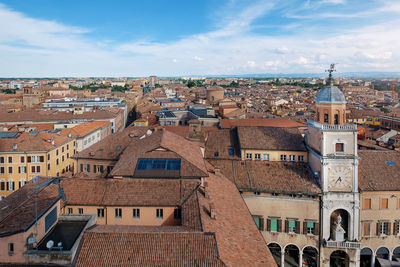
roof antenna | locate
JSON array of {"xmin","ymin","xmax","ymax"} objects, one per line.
[{"xmin": 325, "ymin": 63, "xmax": 336, "ymax": 85}]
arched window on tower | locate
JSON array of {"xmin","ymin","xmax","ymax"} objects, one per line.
[
  {"xmin": 334, "ymin": 114, "xmax": 339, "ymax": 125},
  {"xmin": 324, "ymin": 114, "xmax": 329, "ymax": 123}
]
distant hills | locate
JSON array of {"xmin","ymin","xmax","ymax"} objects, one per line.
[{"xmin": 1, "ymin": 72, "xmax": 400, "ymax": 79}]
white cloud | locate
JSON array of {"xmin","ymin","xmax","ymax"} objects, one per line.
[
  {"xmin": 320, "ymin": 0, "xmax": 346, "ymax": 4},
  {"xmin": 193, "ymin": 56, "xmax": 204, "ymax": 61},
  {"xmin": 0, "ymin": 1, "xmax": 399, "ymax": 76}
]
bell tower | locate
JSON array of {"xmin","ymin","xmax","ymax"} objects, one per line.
[
  {"xmin": 315, "ymin": 64, "xmax": 347, "ymax": 125},
  {"xmin": 305, "ymin": 64, "xmax": 360, "ymax": 267}
]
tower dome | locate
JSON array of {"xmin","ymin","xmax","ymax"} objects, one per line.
[{"xmin": 315, "ymin": 85, "xmax": 346, "ymax": 104}]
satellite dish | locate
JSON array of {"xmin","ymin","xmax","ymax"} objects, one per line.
[
  {"xmin": 57, "ymin": 242, "xmax": 63, "ymax": 247},
  {"xmin": 46, "ymin": 240, "xmax": 54, "ymax": 250}
]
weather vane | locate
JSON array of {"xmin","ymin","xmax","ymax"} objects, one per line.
[{"xmin": 325, "ymin": 63, "xmax": 336, "ymax": 85}]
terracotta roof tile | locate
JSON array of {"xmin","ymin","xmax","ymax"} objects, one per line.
[
  {"xmin": 75, "ymin": 231, "xmax": 225, "ymax": 267},
  {"xmin": 237, "ymin": 126, "xmax": 306, "ymax": 151},
  {"xmin": 220, "ymin": 118, "xmax": 306, "ymax": 129},
  {"xmin": 358, "ymin": 151, "xmax": 400, "ymax": 191}
]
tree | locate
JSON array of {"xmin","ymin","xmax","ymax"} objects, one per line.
[
  {"xmin": 380, "ymin": 107, "xmax": 390, "ymax": 113},
  {"xmin": 187, "ymin": 81, "xmax": 196, "ymax": 88}
]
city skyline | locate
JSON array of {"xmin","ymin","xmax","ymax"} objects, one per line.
[{"xmin": 1, "ymin": 0, "xmax": 400, "ymax": 77}]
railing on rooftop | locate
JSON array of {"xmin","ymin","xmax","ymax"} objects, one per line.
[
  {"xmin": 325, "ymin": 241, "xmax": 361, "ymax": 249},
  {"xmin": 307, "ymin": 120, "xmax": 358, "ymax": 131}
]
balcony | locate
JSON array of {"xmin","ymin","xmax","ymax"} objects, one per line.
[
  {"xmin": 324, "ymin": 240, "xmax": 361, "ymax": 249},
  {"xmin": 307, "ymin": 120, "xmax": 358, "ymax": 131}
]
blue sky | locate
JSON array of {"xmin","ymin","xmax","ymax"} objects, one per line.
[{"xmin": 0, "ymin": 0, "xmax": 399, "ymax": 77}]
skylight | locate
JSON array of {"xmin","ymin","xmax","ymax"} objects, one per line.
[
  {"xmin": 136, "ymin": 158, "xmax": 181, "ymax": 171},
  {"xmin": 386, "ymin": 161, "xmax": 396, "ymax": 166}
]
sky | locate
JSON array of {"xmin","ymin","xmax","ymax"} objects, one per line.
[{"xmin": 0, "ymin": 0, "xmax": 400, "ymax": 77}]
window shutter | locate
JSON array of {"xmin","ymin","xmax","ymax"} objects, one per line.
[
  {"xmin": 394, "ymin": 222, "xmax": 399, "ymax": 235},
  {"xmin": 259, "ymin": 217, "xmax": 264, "ymax": 231},
  {"xmin": 6, "ymin": 182, "xmax": 9, "ymax": 191},
  {"xmin": 303, "ymin": 221, "xmax": 307, "ymax": 234},
  {"xmin": 277, "ymin": 219, "xmax": 282, "ymax": 232},
  {"xmin": 40, "ymin": 156, "xmax": 44, "ymax": 162},
  {"xmin": 18, "ymin": 181, "xmax": 21, "ymax": 188},
  {"xmin": 267, "ymin": 219, "xmax": 271, "ymax": 231},
  {"xmin": 285, "ymin": 220, "xmax": 289, "ymax": 233},
  {"xmin": 80, "ymin": 164, "xmax": 83, "ymax": 172},
  {"xmin": 18, "ymin": 167, "xmax": 21, "ymax": 173},
  {"xmin": 27, "ymin": 156, "xmax": 31, "ymax": 163},
  {"xmin": 314, "ymin": 222, "xmax": 319, "ymax": 235},
  {"xmin": 387, "ymin": 222, "xmax": 391, "ymax": 235},
  {"xmin": 93, "ymin": 165, "xmax": 97, "ymax": 173},
  {"xmin": 295, "ymin": 221, "xmax": 300, "ymax": 234},
  {"xmin": 376, "ymin": 223, "xmax": 380, "ymax": 236}
]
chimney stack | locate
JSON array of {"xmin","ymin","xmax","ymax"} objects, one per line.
[{"xmin": 209, "ymin": 203, "xmax": 216, "ymax": 220}]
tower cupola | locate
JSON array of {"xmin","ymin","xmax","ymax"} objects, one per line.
[{"xmin": 315, "ymin": 64, "xmax": 346, "ymax": 125}]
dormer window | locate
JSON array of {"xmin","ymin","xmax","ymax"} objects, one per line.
[{"xmin": 335, "ymin": 143, "xmax": 344, "ymax": 152}]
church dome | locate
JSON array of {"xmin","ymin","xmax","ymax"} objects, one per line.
[{"xmin": 315, "ymin": 85, "xmax": 346, "ymax": 104}]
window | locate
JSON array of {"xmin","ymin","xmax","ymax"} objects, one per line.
[
  {"xmin": 156, "ymin": 208, "xmax": 163, "ymax": 219},
  {"xmin": 174, "ymin": 208, "xmax": 181, "ymax": 219},
  {"xmin": 96, "ymin": 165, "xmax": 103, "ymax": 173},
  {"xmin": 19, "ymin": 166, "xmax": 26, "ymax": 173},
  {"xmin": 8, "ymin": 181, "xmax": 14, "ymax": 191},
  {"xmin": 68, "ymin": 208, "xmax": 73, "ymax": 214},
  {"xmin": 363, "ymin": 198, "xmax": 372, "ymax": 209},
  {"xmin": 97, "ymin": 209, "xmax": 104, "ymax": 218},
  {"xmin": 56, "ymin": 159, "xmax": 59, "ymax": 166},
  {"xmin": 0, "ymin": 167, "xmax": 4, "ymax": 174},
  {"xmin": 67, "ymin": 153, "xmax": 69, "ymax": 159},
  {"xmin": 335, "ymin": 143, "xmax": 344, "ymax": 152},
  {"xmin": 47, "ymin": 164, "xmax": 50, "ymax": 171},
  {"xmin": 228, "ymin": 147, "xmax": 234, "ymax": 156},
  {"xmin": 0, "ymin": 156, "xmax": 4, "ymax": 163},
  {"xmin": 84, "ymin": 164, "xmax": 90, "ymax": 172},
  {"xmin": 20, "ymin": 156, "xmax": 25, "ymax": 163},
  {"xmin": 20, "ymin": 180, "xmax": 25, "ymax": 187},
  {"xmin": 8, "ymin": 166, "xmax": 12, "ymax": 174},
  {"xmin": 379, "ymin": 221, "xmax": 390, "ymax": 236},
  {"xmin": 263, "ymin": 154, "xmax": 269, "ymax": 161},
  {"xmin": 381, "ymin": 198, "xmax": 389, "ymax": 209},
  {"xmin": 324, "ymin": 114, "xmax": 329, "ymax": 123},
  {"xmin": 67, "ymin": 144, "xmax": 69, "ymax": 150},
  {"xmin": 214, "ymin": 152, "xmax": 219, "ymax": 157},
  {"xmin": 8, "ymin": 243, "xmax": 14, "ymax": 255},
  {"xmin": 280, "ymin": 155, "xmax": 287, "ymax": 161},
  {"xmin": 298, "ymin": 155, "xmax": 304, "ymax": 162},
  {"xmin": 133, "ymin": 208, "xmax": 140, "ymax": 218},
  {"xmin": 78, "ymin": 208, "xmax": 83, "ymax": 214},
  {"xmin": 115, "ymin": 208, "xmax": 122, "ymax": 218},
  {"xmin": 286, "ymin": 219, "xmax": 299, "ymax": 234},
  {"xmin": 62, "ymin": 147, "xmax": 64, "ymax": 153},
  {"xmin": 362, "ymin": 221, "xmax": 371, "ymax": 236},
  {"xmin": 56, "ymin": 149, "xmax": 59, "ymax": 156},
  {"xmin": 253, "ymin": 216, "xmax": 263, "ymax": 230},
  {"xmin": 8, "ymin": 156, "xmax": 12, "ymax": 163},
  {"xmin": 270, "ymin": 218, "xmax": 278, "ymax": 232},
  {"xmin": 246, "ymin": 153, "xmax": 252, "ymax": 160},
  {"xmin": 62, "ymin": 155, "xmax": 64, "ymax": 162},
  {"xmin": 306, "ymin": 221, "xmax": 315, "ymax": 234},
  {"xmin": 289, "ymin": 155, "xmax": 295, "ymax": 162},
  {"xmin": 47, "ymin": 154, "xmax": 50, "ymax": 161},
  {"xmin": 255, "ymin": 153, "xmax": 261, "ymax": 160},
  {"xmin": 0, "ymin": 181, "xmax": 4, "ymax": 190}
]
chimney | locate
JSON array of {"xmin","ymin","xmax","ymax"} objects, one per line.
[
  {"xmin": 214, "ymin": 168, "xmax": 221, "ymax": 177},
  {"xmin": 203, "ymin": 182, "xmax": 210, "ymax": 199},
  {"xmin": 51, "ymin": 140, "xmax": 55, "ymax": 146},
  {"xmin": 13, "ymin": 143, "xmax": 17, "ymax": 151},
  {"xmin": 209, "ymin": 203, "xmax": 216, "ymax": 220}
]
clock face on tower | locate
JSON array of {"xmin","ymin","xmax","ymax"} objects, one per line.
[{"xmin": 328, "ymin": 165, "xmax": 353, "ymax": 191}]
